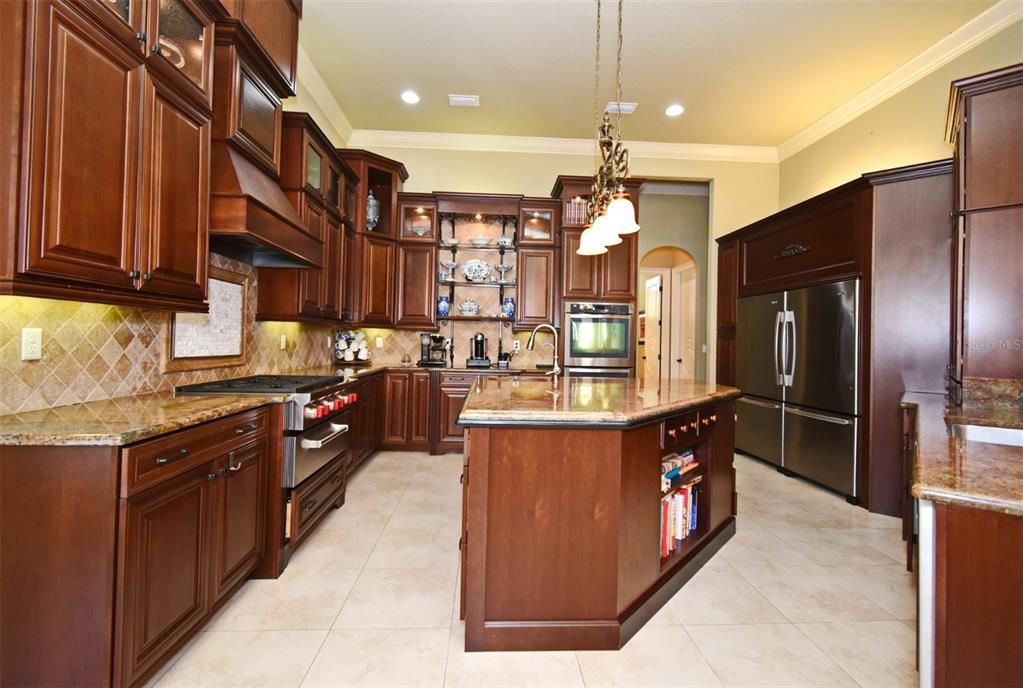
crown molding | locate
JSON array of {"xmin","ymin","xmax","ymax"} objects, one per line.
[
  {"xmin": 345, "ymin": 129, "xmax": 779, "ymax": 163},
  {"xmin": 778, "ymin": 1, "xmax": 1023, "ymax": 161},
  {"xmin": 292, "ymin": 45, "xmax": 353, "ymax": 146}
]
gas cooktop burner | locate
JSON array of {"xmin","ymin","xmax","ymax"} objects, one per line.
[{"xmin": 176, "ymin": 375, "xmax": 342, "ymax": 395}]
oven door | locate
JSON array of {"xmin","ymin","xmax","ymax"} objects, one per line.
[
  {"xmin": 284, "ymin": 413, "xmax": 351, "ymax": 488},
  {"xmin": 565, "ymin": 313, "xmax": 635, "ymax": 368},
  {"xmin": 565, "ymin": 367, "xmax": 634, "ymax": 378}
]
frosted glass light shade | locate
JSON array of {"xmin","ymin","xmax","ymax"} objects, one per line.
[
  {"xmin": 606, "ymin": 194, "xmax": 640, "ymax": 234},
  {"xmin": 576, "ymin": 225, "xmax": 608, "ymax": 255},
  {"xmin": 590, "ymin": 212, "xmax": 622, "ymax": 247}
]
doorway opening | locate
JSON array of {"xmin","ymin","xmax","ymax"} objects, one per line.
[{"xmin": 639, "ymin": 247, "xmax": 699, "ymax": 382}]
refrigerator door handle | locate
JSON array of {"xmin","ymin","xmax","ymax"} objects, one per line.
[
  {"xmin": 784, "ymin": 406, "xmax": 851, "ymax": 425},
  {"xmin": 783, "ymin": 310, "xmax": 796, "ymax": 386},
  {"xmin": 737, "ymin": 397, "xmax": 781, "ymax": 410},
  {"xmin": 773, "ymin": 311, "xmax": 785, "ymax": 385}
]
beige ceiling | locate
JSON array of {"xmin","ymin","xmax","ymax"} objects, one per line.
[{"xmin": 300, "ymin": 0, "xmax": 998, "ymax": 146}]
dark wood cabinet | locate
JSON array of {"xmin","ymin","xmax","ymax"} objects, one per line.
[
  {"xmin": 430, "ymin": 372, "xmax": 474, "ymax": 455},
  {"xmin": 382, "ymin": 369, "xmax": 430, "ymax": 450},
  {"xmin": 220, "ymin": 0, "xmax": 300, "ymax": 95},
  {"xmin": 602, "ymin": 234, "xmax": 638, "ymax": 300},
  {"xmin": 398, "ymin": 194, "xmax": 438, "ymax": 241},
  {"xmin": 210, "ymin": 440, "xmax": 267, "ymax": 605},
  {"xmin": 289, "ymin": 456, "xmax": 346, "ymax": 547},
  {"xmin": 341, "ymin": 225, "xmax": 358, "ymax": 322},
  {"xmin": 519, "ymin": 199, "xmax": 560, "ymax": 246},
  {"xmin": 361, "ymin": 235, "xmax": 397, "ymax": 326},
  {"xmin": 117, "ymin": 463, "xmax": 213, "ymax": 688},
  {"xmin": 947, "ymin": 64, "xmax": 1023, "ymax": 397},
  {"xmin": 396, "ymin": 243, "xmax": 438, "ymax": 329},
  {"xmin": 515, "ymin": 248, "xmax": 559, "ymax": 329},
  {"xmin": 320, "ymin": 215, "xmax": 343, "ymax": 320},
  {"xmin": 717, "ymin": 160, "xmax": 953, "ymax": 516},
  {"xmin": 1, "ymin": 0, "xmax": 219, "ymax": 312},
  {"xmin": 562, "ymin": 229, "xmax": 601, "ymax": 299}
]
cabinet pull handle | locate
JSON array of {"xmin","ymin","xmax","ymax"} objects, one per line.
[
  {"xmin": 152, "ymin": 42, "xmax": 161, "ymax": 55},
  {"xmin": 156, "ymin": 448, "xmax": 188, "ymax": 465},
  {"xmin": 136, "ymin": 31, "xmax": 146, "ymax": 43},
  {"xmin": 143, "ymin": 273, "xmax": 152, "ymax": 281},
  {"xmin": 235, "ymin": 423, "xmax": 259, "ymax": 435},
  {"xmin": 302, "ymin": 499, "xmax": 319, "ymax": 513},
  {"xmin": 207, "ymin": 471, "xmax": 218, "ymax": 481},
  {"xmin": 228, "ymin": 453, "xmax": 243, "ymax": 472},
  {"xmin": 331, "ymin": 474, "xmax": 343, "ymax": 485}
]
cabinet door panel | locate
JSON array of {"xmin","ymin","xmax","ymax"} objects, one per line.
[
  {"xmin": 211, "ymin": 441, "xmax": 266, "ymax": 604},
  {"xmin": 118, "ymin": 465, "xmax": 212, "ymax": 686},
  {"xmin": 562, "ymin": 229, "xmax": 600, "ymax": 299},
  {"xmin": 361, "ymin": 236, "xmax": 396, "ymax": 325},
  {"xmin": 516, "ymin": 248, "xmax": 557, "ymax": 328},
  {"xmin": 319, "ymin": 216, "xmax": 342, "ymax": 320},
  {"xmin": 234, "ymin": 0, "xmax": 299, "ymax": 90},
  {"xmin": 602, "ymin": 234, "xmax": 637, "ymax": 300},
  {"xmin": 396, "ymin": 243, "xmax": 437, "ymax": 328},
  {"xmin": 963, "ymin": 84, "xmax": 1023, "ymax": 210},
  {"xmin": 299, "ymin": 203, "xmax": 324, "ymax": 317},
  {"xmin": 341, "ymin": 227, "xmax": 357, "ymax": 322},
  {"xmin": 716, "ymin": 240, "xmax": 739, "ymax": 328},
  {"xmin": 411, "ymin": 371, "xmax": 431, "ymax": 445},
  {"xmin": 138, "ymin": 76, "xmax": 209, "ymax": 300},
  {"xmin": 147, "ymin": 0, "xmax": 214, "ymax": 105},
  {"xmin": 383, "ymin": 372, "xmax": 410, "ymax": 445},
  {"xmin": 438, "ymin": 385, "xmax": 470, "ymax": 444},
  {"xmin": 24, "ymin": 4, "xmax": 143, "ymax": 289}
]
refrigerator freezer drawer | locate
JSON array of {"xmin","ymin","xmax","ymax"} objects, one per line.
[
  {"xmin": 735, "ymin": 396, "xmax": 783, "ymax": 466},
  {"xmin": 783, "ymin": 405, "xmax": 857, "ymax": 497}
]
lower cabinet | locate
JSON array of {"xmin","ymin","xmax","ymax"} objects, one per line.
[
  {"xmin": 289, "ymin": 455, "xmax": 346, "ymax": 547},
  {"xmin": 431, "ymin": 372, "xmax": 474, "ymax": 455},
  {"xmin": 117, "ymin": 433, "xmax": 269, "ymax": 688},
  {"xmin": 382, "ymin": 369, "xmax": 430, "ymax": 450}
]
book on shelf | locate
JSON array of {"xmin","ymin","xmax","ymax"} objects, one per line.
[
  {"xmin": 659, "ymin": 476, "xmax": 703, "ymax": 558},
  {"xmin": 660, "ymin": 449, "xmax": 696, "ymax": 493}
]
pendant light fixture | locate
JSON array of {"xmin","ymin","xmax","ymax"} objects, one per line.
[{"xmin": 576, "ymin": 0, "xmax": 639, "ymax": 256}]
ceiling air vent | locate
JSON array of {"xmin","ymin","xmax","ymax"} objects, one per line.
[
  {"xmin": 605, "ymin": 101, "xmax": 638, "ymax": 115},
  {"xmin": 449, "ymin": 94, "xmax": 480, "ymax": 107}
]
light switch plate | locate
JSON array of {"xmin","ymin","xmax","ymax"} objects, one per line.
[
  {"xmin": 279, "ymin": 334, "xmax": 287, "ymax": 351},
  {"xmin": 21, "ymin": 328, "xmax": 42, "ymax": 361},
  {"xmin": 375, "ymin": 336, "xmax": 384, "ymax": 349}
]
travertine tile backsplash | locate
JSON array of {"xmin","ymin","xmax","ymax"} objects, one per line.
[{"xmin": 0, "ymin": 254, "xmax": 556, "ymax": 415}]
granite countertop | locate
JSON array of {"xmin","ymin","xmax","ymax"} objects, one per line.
[
  {"xmin": 0, "ymin": 392, "xmax": 282, "ymax": 447},
  {"xmin": 903, "ymin": 391, "xmax": 1023, "ymax": 516},
  {"xmin": 458, "ymin": 376, "xmax": 740, "ymax": 427}
]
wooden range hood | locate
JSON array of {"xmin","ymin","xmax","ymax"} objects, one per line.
[{"xmin": 208, "ymin": 20, "xmax": 321, "ymax": 268}]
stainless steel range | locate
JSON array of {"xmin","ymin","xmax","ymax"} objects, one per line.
[{"xmin": 177, "ymin": 374, "xmax": 358, "ymax": 488}]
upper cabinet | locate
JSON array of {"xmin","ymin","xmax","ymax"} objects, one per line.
[
  {"xmin": 219, "ymin": 0, "xmax": 300, "ymax": 94},
  {"xmin": 0, "ymin": 0, "xmax": 221, "ymax": 312},
  {"xmin": 948, "ymin": 65, "xmax": 1023, "ymax": 212},
  {"xmin": 339, "ymin": 150, "xmax": 409, "ymax": 237},
  {"xmin": 399, "ymin": 194, "xmax": 438, "ymax": 242},
  {"xmin": 519, "ymin": 198, "xmax": 560, "ymax": 246}
]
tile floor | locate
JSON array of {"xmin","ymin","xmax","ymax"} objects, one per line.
[{"xmin": 152, "ymin": 452, "xmax": 916, "ymax": 688}]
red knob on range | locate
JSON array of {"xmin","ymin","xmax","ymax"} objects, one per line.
[{"xmin": 351, "ymin": 392, "xmax": 359, "ymax": 403}]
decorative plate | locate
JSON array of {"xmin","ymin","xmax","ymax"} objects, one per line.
[{"xmin": 460, "ymin": 259, "xmax": 492, "ymax": 282}]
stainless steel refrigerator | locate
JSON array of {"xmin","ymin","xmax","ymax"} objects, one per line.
[{"xmin": 735, "ymin": 279, "xmax": 859, "ymax": 499}]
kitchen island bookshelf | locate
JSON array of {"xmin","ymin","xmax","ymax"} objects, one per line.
[{"xmin": 457, "ymin": 376, "xmax": 739, "ymax": 651}]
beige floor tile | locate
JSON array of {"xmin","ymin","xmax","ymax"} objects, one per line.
[
  {"xmin": 155, "ymin": 630, "xmax": 326, "ymax": 687},
  {"xmin": 301, "ymin": 627, "xmax": 449, "ymax": 687},
  {"xmin": 365, "ymin": 528, "xmax": 461, "ymax": 570},
  {"xmin": 797, "ymin": 621, "xmax": 917, "ymax": 688},
  {"xmin": 387, "ymin": 491, "xmax": 462, "ymax": 531},
  {"xmin": 670, "ymin": 563, "xmax": 787, "ymax": 625},
  {"xmin": 334, "ymin": 568, "xmax": 456, "ymax": 629},
  {"xmin": 444, "ymin": 626, "xmax": 584, "ymax": 687},
  {"xmin": 824, "ymin": 564, "xmax": 917, "ymax": 620},
  {"xmin": 716, "ymin": 526, "xmax": 816, "ymax": 567},
  {"xmin": 208, "ymin": 568, "xmax": 360, "ymax": 631},
  {"xmin": 686, "ymin": 624, "xmax": 854, "ymax": 686},
  {"xmin": 736, "ymin": 566, "xmax": 893, "ymax": 623},
  {"xmin": 287, "ymin": 528, "xmax": 383, "ymax": 571},
  {"xmin": 841, "ymin": 527, "xmax": 909, "ymax": 563},
  {"xmin": 763, "ymin": 526, "xmax": 900, "ymax": 567},
  {"xmin": 317, "ymin": 490, "xmax": 402, "ymax": 532},
  {"xmin": 577, "ymin": 623, "xmax": 721, "ymax": 687}
]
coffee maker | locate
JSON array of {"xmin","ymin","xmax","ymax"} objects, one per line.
[
  {"xmin": 466, "ymin": 332, "xmax": 491, "ymax": 369},
  {"xmin": 418, "ymin": 334, "xmax": 448, "ymax": 367}
]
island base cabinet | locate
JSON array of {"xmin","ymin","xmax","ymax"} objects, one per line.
[{"xmin": 461, "ymin": 400, "xmax": 735, "ymax": 651}]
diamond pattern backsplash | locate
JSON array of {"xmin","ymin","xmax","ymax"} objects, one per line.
[{"xmin": 0, "ymin": 254, "xmax": 557, "ymax": 416}]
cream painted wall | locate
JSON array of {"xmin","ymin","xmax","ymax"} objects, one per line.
[
  {"xmin": 779, "ymin": 19, "xmax": 1023, "ymax": 207},
  {"xmin": 284, "ymin": 80, "xmax": 349, "ymax": 147},
  {"xmin": 365, "ymin": 146, "xmax": 779, "ymax": 384}
]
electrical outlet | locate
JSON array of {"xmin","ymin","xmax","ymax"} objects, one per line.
[
  {"xmin": 279, "ymin": 334, "xmax": 287, "ymax": 351},
  {"xmin": 21, "ymin": 328, "xmax": 42, "ymax": 361},
  {"xmin": 512, "ymin": 339, "xmax": 521, "ymax": 353},
  {"xmin": 375, "ymin": 336, "xmax": 384, "ymax": 349}
]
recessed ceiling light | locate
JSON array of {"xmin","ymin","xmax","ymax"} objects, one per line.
[
  {"xmin": 400, "ymin": 90, "xmax": 420, "ymax": 105},
  {"xmin": 449, "ymin": 94, "xmax": 480, "ymax": 107},
  {"xmin": 665, "ymin": 103, "xmax": 685, "ymax": 117},
  {"xmin": 605, "ymin": 101, "xmax": 638, "ymax": 115}
]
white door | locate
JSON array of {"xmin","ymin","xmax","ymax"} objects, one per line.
[
  {"xmin": 644, "ymin": 276, "xmax": 662, "ymax": 381},
  {"xmin": 671, "ymin": 263, "xmax": 697, "ymax": 379}
]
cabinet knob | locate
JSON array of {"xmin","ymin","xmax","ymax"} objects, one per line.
[
  {"xmin": 143, "ymin": 273, "xmax": 152, "ymax": 281},
  {"xmin": 136, "ymin": 31, "xmax": 146, "ymax": 43},
  {"xmin": 207, "ymin": 472, "xmax": 218, "ymax": 481},
  {"xmin": 129, "ymin": 270, "xmax": 141, "ymax": 279},
  {"xmin": 668, "ymin": 428, "xmax": 677, "ymax": 438},
  {"xmin": 152, "ymin": 43, "xmax": 161, "ymax": 55}
]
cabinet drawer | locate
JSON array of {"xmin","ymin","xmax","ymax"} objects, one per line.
[
  {"xmin": 291, "ymin": 455, "xmax": 346, "ymax": 544},
  {"xmin": 439, "ymin": 372, "xmax": 480, "ymax": 386},
  {"xmin": 660, "ymin": 411, "xmax": 700, "ymax": 451},
  {"xmin": 740, "ymin": 195, "xmax": 864, "ymax": 295},
  {"xmin": 122, "ymin": 407, "xmax": 270, "ymax": 497}
]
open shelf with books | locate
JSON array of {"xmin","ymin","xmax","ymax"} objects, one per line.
[{"xmin": 658, "ymin": 445, "xmax": 711, "ymax": 569}]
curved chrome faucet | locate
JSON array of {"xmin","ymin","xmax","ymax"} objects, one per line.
[{"xmin": 526, "ymin": 323, "xmax": 560, "ymax": 383}]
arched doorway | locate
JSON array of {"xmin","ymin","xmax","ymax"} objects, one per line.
[{"xmin": 639, "ymin": 247, "xmax": 698, "ymax": 381}]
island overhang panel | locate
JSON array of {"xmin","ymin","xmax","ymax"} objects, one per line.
[{"xmin": 457, "ymin": 376, "xmax": 740, "ymax": 651}]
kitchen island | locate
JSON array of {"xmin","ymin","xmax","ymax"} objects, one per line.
[{"xmin": 457, "ymin": 375, "xmax": 740, "ymax": 651}]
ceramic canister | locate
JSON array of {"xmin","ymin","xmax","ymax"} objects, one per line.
[{"xmin": 437, "ymin": 295, "xmax": 451, "ymax": 317}]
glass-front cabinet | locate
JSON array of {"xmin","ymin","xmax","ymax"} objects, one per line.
[
  {"xmin": 149, "ymin": 0, "xmax": 214, "ymax": 103},
  {"xmin": 519, "ymin": 200, "xmax": 560, "ymax": 245},
  {"xmin": 398, "ymin": 195, "xmax": 437, "ymax": 241},
  {"xmin": 305, "ymin": 141, "xmax": 323, "ymax": 194}
]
